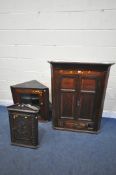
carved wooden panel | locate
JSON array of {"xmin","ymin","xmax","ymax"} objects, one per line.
[{"xmin": 8, "ymin": 104, "xmax": 39, "ymax": 148}]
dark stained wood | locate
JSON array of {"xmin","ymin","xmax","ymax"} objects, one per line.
[
  {"xmin": 49, "ymin": 61, "xmax": 114, "ymax": 133},
  {"xmin": 10, "ymin": 80, "xmax": 50, "ymax": 121},
  {"xmin": 7, "ymin": 104, "xmax": 39, "ymax": 148}
]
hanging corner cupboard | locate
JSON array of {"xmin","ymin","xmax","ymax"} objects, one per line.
[{"xmin": 49, "ymin": 61, "xmax": 114, "ymax": 133}]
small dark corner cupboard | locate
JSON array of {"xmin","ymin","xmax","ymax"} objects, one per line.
[
  {"xmin": 10, "ymin": 80, "xmax": 50, "ymax": 121},
  {"xmin": 7, "ymin": 104, "xmax": 39, "ymax": 148},
  {"xmin": 49, "ymin": 61, "xmax": 114, "ymax": 133}
]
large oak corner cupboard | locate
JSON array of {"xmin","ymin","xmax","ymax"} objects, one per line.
[{"xmin": 49, "ymin": 61, "xmax": 114, "ymax": 133}]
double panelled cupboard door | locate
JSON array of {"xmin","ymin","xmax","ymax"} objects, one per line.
[
  {"xmin": 49, "ymin": 61, "xmax": 114, "ymax": 133},
  {"xmin": 52, "ymin": 68, "xmax": 106, "ymax": 132}
]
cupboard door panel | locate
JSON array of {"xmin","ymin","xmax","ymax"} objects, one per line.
[
  {"xmin": 78, "ymin": 77, "xmax": 97, "ymax": 120},
  {"xmin": 58, "ymin": 76, "xmax": 77, "ymax": 119},
  {"xmin": 60, "ymin": 92, "xmax": 76, "ymax": 119},
  {"xmin": 79, "ymin": 92, "xmax": 95, "ymax": 120},
  {"xmin": 81, "ymin": 79, "xmax": 96, "ymax": 91},
  {"xmin": 61, "ymin": 78, "xmax": 76, "ymax": 89},
  {"xmin": 12, "ymin": 114, "xmax": 33, "ymax": 141}
]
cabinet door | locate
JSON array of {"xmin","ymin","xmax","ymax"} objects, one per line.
[
  {"xmin": 78, "ymin": 77, "xmax": 98, "ymax": 121},
  {"xmin": 58, "ymin": 76, "xmax": 77, "ymax": 119},
  {"xmin": 10, "ymin": 114, "xmax": 33, "ymax": 145}
]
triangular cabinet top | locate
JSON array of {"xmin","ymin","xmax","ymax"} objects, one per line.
[{"xmin": 48, "ymin": 60, "xmax": 114, "ymax": 66}]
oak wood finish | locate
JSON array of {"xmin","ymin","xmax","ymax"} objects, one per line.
[{"xmin": 49, "ymin": 61, "xmax": 114, "ymax": 133}]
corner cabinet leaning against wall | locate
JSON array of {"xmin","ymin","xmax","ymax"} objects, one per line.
[{"xmin": 48, "ymin": 61, "xmax": 114, "ymax": 133}]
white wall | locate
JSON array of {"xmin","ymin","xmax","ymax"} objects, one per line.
[{"xmin": 0, "ymin": 0, "xmax": 116, "ymax": 113}]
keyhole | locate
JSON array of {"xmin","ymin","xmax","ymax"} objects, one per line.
[{"xmin": 77, "ymin": 100, "xmax": 80, "ymax": 106}]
